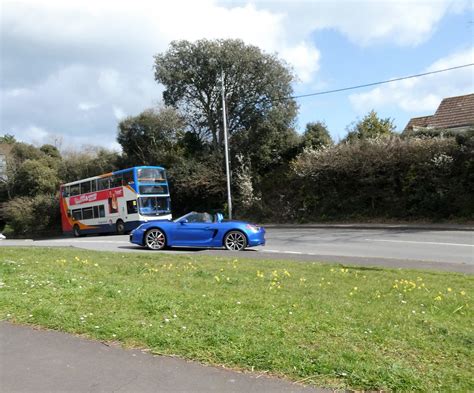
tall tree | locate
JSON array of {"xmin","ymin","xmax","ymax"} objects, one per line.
[
  {"xmin": 60, "ymin": 147, "xmax": 120, "ymax": 183},
  {"xmin": 0, "ymin": 134, "xmax": 16, "ymax": 144},
  {"xmin": 13, "ymin": 159, "xmax": 59, "ymax": 196},
  {"xmin": 117, "ymin": 107, "xmax": 185, "ymax": 168},
  {"xmin": 302, "ymin": 122, "xmax": 333, "ymax": 149},
  {"xmin": 153, "ymin": 39, "xmax": 297, "ymax": 148},
  {"xmin": 344, "ymin": 110, "xmax": 395, "ymax": 142}
]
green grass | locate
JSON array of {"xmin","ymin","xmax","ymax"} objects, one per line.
[{"xmin": 0, "ymin": 247, "xmax": 472, "ymax": 391}]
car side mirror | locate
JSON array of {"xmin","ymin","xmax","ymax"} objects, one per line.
[{"xmin": 180, "ymin": 219, "xmax": 188, "ymax": 224}]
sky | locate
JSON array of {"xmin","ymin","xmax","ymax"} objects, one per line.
[{"xmin": 1, "ymin": 0, "xmax": 473, "ymax": 150}]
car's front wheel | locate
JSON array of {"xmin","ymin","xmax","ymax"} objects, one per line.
[
  {"xmin": 144, "ymin": 228, "xmax": 166, "ymax": 250},
  {"xmin": 224, "ymin": 231, "xmax": 247, "ymax": 251}
]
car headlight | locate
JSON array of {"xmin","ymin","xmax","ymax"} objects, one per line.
[{"xmin": 246, "ymin": 224, "xmax": 260, "ymax": 233}]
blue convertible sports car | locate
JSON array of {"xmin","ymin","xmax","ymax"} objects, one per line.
[{"xmin": 129, "ymin": 212, "xmax": 266, "ymax": 251}]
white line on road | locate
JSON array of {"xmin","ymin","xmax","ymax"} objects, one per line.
[
  {"xmin": 262, "ymin": 249, "xmax": 308, "ymax": 255},
  {"xmin": 41, "ymin": 240, "xmax": 129, "ymax": 244},
  {"xmin": 365, "ymin": 239, "xmax": 474, "ymax": 247}
]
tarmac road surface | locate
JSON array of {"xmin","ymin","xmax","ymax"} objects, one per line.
[
  {"xmin": 0, "ymin": 322, "xmax": 326, "ymax": 393},
  {"xmin": 1, "ymin": 227, "xmax": 472, "ymax": 273}
]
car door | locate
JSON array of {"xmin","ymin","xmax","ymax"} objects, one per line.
[{"xmin": 173, "ymin": 222, "xmax": 217, "ymax": 246}]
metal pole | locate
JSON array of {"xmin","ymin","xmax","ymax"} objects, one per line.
[{"xmin": 221, "ymin": 69, "xmax": 232, "ymax": 220}]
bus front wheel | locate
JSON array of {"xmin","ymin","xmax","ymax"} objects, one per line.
[
  {"xmin": 116, "ymin": 220, "xmax": 125, "ymax": 235},
  {"xmin": 73, "ymin": 224, "xmax": 81, "ymax": 237}
]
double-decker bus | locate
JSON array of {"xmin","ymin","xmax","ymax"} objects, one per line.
[{"xmin": 60, "ymin": 166, "xmax": 171, "ymax": 237}]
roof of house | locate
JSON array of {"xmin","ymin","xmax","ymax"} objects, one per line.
[
  {"xmin": 429, "ymin": 93, "xmax": 474, "ymax": 129},
  {"xmin": 404, "ymin": 93, "xmax": 474, "ymax": 131},
  {"xmin": 0, "ymin": 143, "xmax": 14, "ymax": 156},
  {"xmin": 404, "ymin": 115, "xmax": 433, "ymax": 131}
]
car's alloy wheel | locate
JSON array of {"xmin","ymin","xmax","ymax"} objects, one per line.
[
  {"xmin": 144, "ymin": 229, "xmax": 166, "ymax": 250},
  {"xmin": 224, "ymin": 231, "xmax": 247, "ymax": 251}
]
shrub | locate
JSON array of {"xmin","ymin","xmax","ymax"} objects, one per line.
[
  {"xmin": 4, "ymin": 194, "xmax": 61, "ymax": 237},
  {"xmin": 287, "ymin": 136, "xmax": 473, "ymax": 221}
]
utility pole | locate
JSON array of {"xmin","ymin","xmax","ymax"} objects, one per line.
[{"xmin": 221, "ymin": 69, "xmax": 232, "ymax": 220}]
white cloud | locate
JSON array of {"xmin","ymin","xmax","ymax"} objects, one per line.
[
  {"xmin": 349, "ymin": 47, "xmax": 474, "ymax": 114},
  {"xmin": 78, "ymin": 102, "xmax": 99, "ymax": 111},
  {"xmin": 266, "ymin": 0, "xmax": 469, "ymax": 47},
  {"xmin": 280, "ymin": 42, "xmax": 321, "ymax": 83},
  {"xmin": 0, "ymin": 0, "xmax": 468, "ymax": 147},
  {"xmin": 113, "ymin": 107, "xmax": 126, "ymax": 120}
]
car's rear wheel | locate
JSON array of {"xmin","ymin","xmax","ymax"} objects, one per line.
[
  {"xmin": 144, "ymin": 228, "xmax": 166, "ymax": 250},
  {"xmin": 224, "ymin": 231, "xmax": 247, "ymax": 251}
]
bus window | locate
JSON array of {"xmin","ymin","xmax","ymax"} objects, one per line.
[
  {"xmin": 70, "ymin": 184, "xmax": 80, "ymax": 196},
  {"xmin": 98, "ymin": 205, "xmax": 105, "ymax": 218},
  {"xmin": 93, "ymin": 206, "xmax": 99, "ymax": 218},
  {"xmin": 127, "ymin": 200, "xmax": 138, "ymax": 214},
  {"xmin": 139, "ymin": 197, "xmax": 169, "ymax": 216},
  {"xmin": 139, "ymin": 185, "xmax": 168, "ymax": 195},
  {"xmin": 82, "ymin": 207, "xmax": 93, "ymax": 220},
  {"xmin": 97, "ymin": 177, "xmax": 110, "ymax": 191},
  {"xmin": 62, "ymin": 186, "xmax": 70, "ymax": 197},
  {"xmin": 137, "ymin": 168, "xmax": 165, "ymax": 183},
  {"xmin": 123, "ymin": 171, "xmax": 134, "ymax": 185},
  {"xmin": 81, "ymin": 181, "xmax": 91, "ymax": 194},
  {"xmin": 91, "ymin": 180, "xmax": 97, "ymax": 192},
  {"xmin": 110, "ymin": 174, "xmax": 122, "ymax": 188},
  {"xmin": 72, "ymin": 209, "xmax": 82, "ymax": 220}
]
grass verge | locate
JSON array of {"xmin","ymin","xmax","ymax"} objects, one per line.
[{"xmin": 0, "ymin": 247, "xmax": 472, "ymax": 391}]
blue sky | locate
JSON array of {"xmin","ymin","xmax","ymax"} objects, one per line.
[
  {"xmin": 296, "ymin": 10, "xmax": 473, "ymax": 139},
  {"xmin": 1, "ymin": 0, "xmax": 473, "ymax": 149}
]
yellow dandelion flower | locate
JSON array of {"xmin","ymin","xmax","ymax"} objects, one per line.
[
  {"xmin": 434, "ymin": 295, "xmax": 442, "ymax": 301},
  {"xmin": 447, "ymin": 288, "xmax": 452, "ymax": 292},
  {"xmin": 460, "ymin": 291, "xmax": 466, "ymax": 296}
]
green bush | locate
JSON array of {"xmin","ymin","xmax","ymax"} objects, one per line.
[
  {"xmin": 275, "ymin": 136, "xmax": 474, "ymax": 222},
  {"xmin": 4, "ymin": 194, "xmax": 61, "ymax": 237}
]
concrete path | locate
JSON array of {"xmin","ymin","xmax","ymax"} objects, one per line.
[{"xmin": 0, "ymin": 322, "xmax": 328, "ymax": 393}]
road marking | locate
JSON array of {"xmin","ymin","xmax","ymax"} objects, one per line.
[
  {"xmin": 262, "ymin": 249, "xmax": 305, "ymax": 255},
  {"xmin": 365, "ymin": 239, "xmax": 474, "ymax": 247},
  {"xmin": 43, "ymin": 240, "xmax": 129, "ymax": 244}
]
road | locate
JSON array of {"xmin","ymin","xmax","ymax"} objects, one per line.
[{"xmin": 1, "ymin": 227, "xmax": 472, "ymax": 273}]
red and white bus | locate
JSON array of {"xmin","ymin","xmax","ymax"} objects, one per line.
[{"xmin": 59, "ymin": 166, "xmax": 171, "ymax": 237}]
